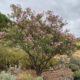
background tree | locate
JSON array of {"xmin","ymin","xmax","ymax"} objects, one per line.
[
  {"xmin": 0, "ymin": 13, "xmax": 11, "ymax": 30},
  {"xmin": 1, "ymin": 4, "xmax": 77, "ymax": 75}
]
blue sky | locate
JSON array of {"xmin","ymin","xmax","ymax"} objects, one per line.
[{"xmin": 0, "ymin": 0, "xmax": 80, "ymax": 37}]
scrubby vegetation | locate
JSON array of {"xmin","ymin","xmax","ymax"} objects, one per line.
[
  {"xmin": 0, "ymin": 71, "xmax": 16, "ymax": 80},
  {"xmin": 0, "ymin": 44, "xmax": 31, "ymax": 69},
  {"xmin": 74, "ymin": 71, "xmax": 80, "ymax": 80}
]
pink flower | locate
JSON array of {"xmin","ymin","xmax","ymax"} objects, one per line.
[
  {"xmin": 11, "ymin": 38, "xmax": 15, "ymax": 41},
  {"xmin": 46, "ymin": 44, "xmax": 48, "ymax": 47},
  {"xmin": 54, "ymin": 42, "xmax": 57, "ymax": 46},
  {"xmin": 30, "ymin": 41, "xmax": 34, "ymax": 46},
  {"xmin": 28, "ymin": 35, "xmax": 32, "ymax": 39},
  {"xmin": 23, "ymin": 13, "xmax": 25, "ymax": 16},
  {"xmin": 39, "ymin": 46, "xmax": 42, "ymax": 49},
  {"xmin": 7, "ymin": 23, "xmax": 10, "ymax": 26},
  {"xmin": 47, "ymin": 10, "xmax": 52, "ymax": 14},
  {"xmin": 45, "ymin": 24, "xmax": 49, "ymax": 28},
  {"xmin": 54, "ymin": 42, "xmax": 63, "ymax": 47},
  {"xmin": 59, "ymin": 42, "xmax": 63, "ymax": 44},
  {"xmin": 34, "ymin": 48, "xmax": 36, "ymax": 51},
  {"xmin": 24, "ymin": 43, "xmax": 27, "ymax": 46}
]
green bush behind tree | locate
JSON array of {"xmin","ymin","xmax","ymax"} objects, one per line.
[{"xmin": 0, "ymin": 13, "xmax": 11, "ymax": 30}]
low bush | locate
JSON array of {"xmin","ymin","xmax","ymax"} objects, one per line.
[
  {"xmin": 49, "ymin": 58, "xmax": 60, "ymax": 67},
  {"xmin": 74, "ymin": 71, "xmax": 80, "ymax": 80},
  {"xmin": 46, "ymin": 58, "xmax": 60, "ymax": 69},
  {"xmin": 69, "ymin": 64, "xmax": 79, "ymax": 72},
  {"xmin": 0, "ymin": 71, "xmax": 16, "ymax": 80},
  {"xmin": 70, "ymin": 56, "xmax": 80, "ymax": 67},
  {"xmin": 0, "ymin": 45, "xmax": 31, "ymax": 69}
]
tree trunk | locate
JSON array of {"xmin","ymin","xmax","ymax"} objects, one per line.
[{"xmin": 36, "ymin": 68, "xmax": 42, "ymax": 76}]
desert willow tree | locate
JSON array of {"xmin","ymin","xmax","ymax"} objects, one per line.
[{"xmin": 0, "ymin": 4, "xmax": 77, "ymax": 75}]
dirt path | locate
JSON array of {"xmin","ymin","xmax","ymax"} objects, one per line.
[{"xmin": 42, "ymin": 68, "xmax": 73, "ymax": 80}]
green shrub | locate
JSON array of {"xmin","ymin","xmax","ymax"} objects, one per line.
[
  {"xmin": 69, "ymin": 64, "xmax": 79, "ymax": 72},
  {"xmin": 74, "ymin": 71, "xmax": 80, "ymax": 80},
  {"xmin": 8, "ymin": 48, "xmax": 31, "ymax": 68},
  {"xmin": 49, "ymin": 58, "xmax": 60, "ymax": 67},
  {"xmin": 0, "ymin": 45, "xmax": 31, "ymax": 69},
  {"xmin": 0, "ymin": 13, "xmax": 11, "ymax": 29},
  {"xmin": 0, "ymin": 71, "xmax": 16, "ymax": 80},
  {"xmin": 0, "ymin": 45, "xmax": 10, "ymax": 69},
  {"xmin": 46, "ymin": 58, "xmax": 60, "ymax": 69},
  {"xmin": 70, "ymin": 56, "xmax": 80, "ymax": 67}
]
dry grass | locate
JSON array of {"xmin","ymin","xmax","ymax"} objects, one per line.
[{"xmin": 73, "ymin": 50, "xmax": 80, "ymax": 57}]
